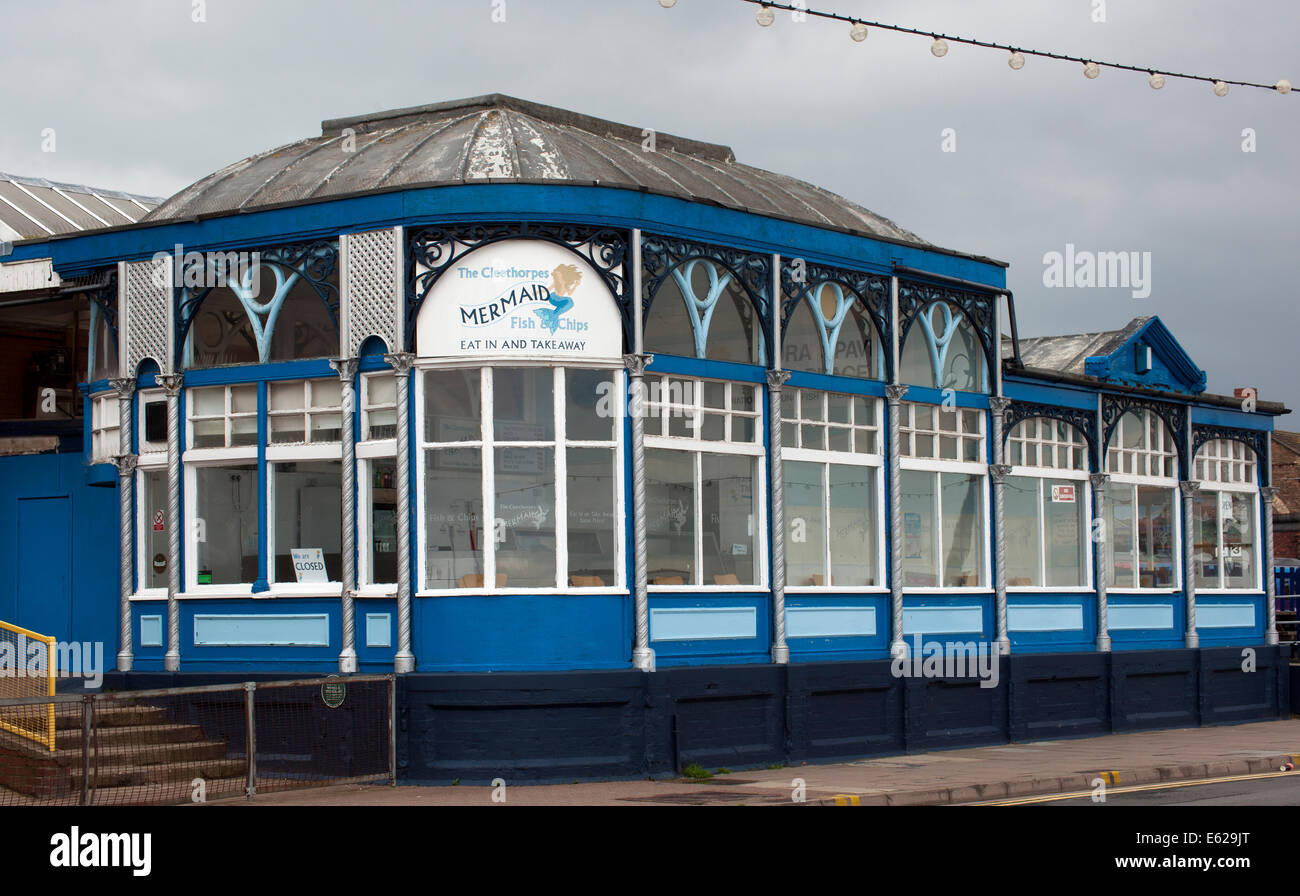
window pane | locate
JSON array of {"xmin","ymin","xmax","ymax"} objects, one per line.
[
  {"xmin": 940, "ymin": 472, "xmax": 984, "ymax": 587},
  {"xmin": 193, "ymin": 419, "xmax": 225, "ymax": 449},
  {"xmin": 647, "ymin": 449, "xmax": 695, "ymax": 585},
  {"xmin": 424, "ymin": 447, "xmax": 484, "ymax": 588},
  {"xmin": 782, "ymin": 298, "xmax": 824, "ymax": 374},
  {"xmin": 1043, "ymin": 478, "xmax": 1086, "ymax": 587},
  {"xmin": 272, "ymin": 461, "xmax": 342, "ymax": 584},
  {"xmin": 269, "ymin": 414, "xmax": 306, "ymax": 444},
  {"xmin": 192, "ymin": 387, "xmax": 225, "ymax": 417},
  {"xmin": 1004, "ymin": 476, "xmax": 1041, "ymax": 587},
  {"xmin": 901, "ymin": 470, "xmax": 938, "ymax": 587},
  {"xmin": 833, "ymin": 303, "xmax": 882, "ymax": 380},
  {"xmin": 310, "ymin": 378, "xmax": 341, "ymax": 408},
  {"xmin": 231, "ymin": 385, "xmax": 257, "ymax": 414},
  {"xmin": 424, "ymin": 369, "xmax": 481, "ymax": 442},
  {"xmin": 566, "ymin": 369, "xmax": 614, "ymax": 441},
  {"xmin": 785, "ymin": 461, "xmax": 825, "ymax": 587},
  {"xmin": 367, "ymin": 375, "xmax": 396, "ymax": 407},
  {"xmin": 702, "ymin": 453, "xmax": 757, "ymax": 586},
  {"xmin": 1107, "ymin": 484, "xmax": 1136, "ymax": 589},
  {"xmin": 829, "ymin": 465, "xmax": 876, "ymax": 587},
  {"xmin": 269, "ymin": 381, "xmax": 304, "ymax": 412},
  {"xmin": 367, "ymin": 460, "xmax": 397, "ymax": 585},
  {"xmin": 1223, "ymin": 492, "xmax": 1256, "ymax": 589},
  {"xmin": 1193, "ymin": 493, "xmax": 1218, "ymax": 589},
  {"xmin": 194, "ymin": 464, "xmax": 259, "ymax": 586},
  {"xmin": 494, "ymin": 447, "xmax": 556, "ymax": 589},
  {"xmin": 494, "ymin": 368, "xmax": 554, "ymax": 442},
  {"xmin": 567, "ymin": 447, "xmax": 617, "ymax": 587},
  {"xmin": 1136, "ymin": 485, "xmax": 1176, "ymax": 588},
  {"xmin": 142, "ymin": 470, "xmax": 169, "ymax": 590}
]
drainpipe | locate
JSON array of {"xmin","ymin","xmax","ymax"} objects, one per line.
[
  {"xmin": 332, "ymin": 358, "xmax": 360, "ymax": 674},
  {"xmin": 386, "ymin": 352, "xmax": 416, "ymax": 673},
  {"xmin": 158, "ymin": 372, "xmax": 184, "ymax": 672},
  {"xmin": 111, "ymin": 377, "xmax": 136, "ymax": 672}
]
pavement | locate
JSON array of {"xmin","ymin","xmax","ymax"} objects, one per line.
[{"xmin": 210, "ymin": 718, "xmax": 1300, "ymax": 807}]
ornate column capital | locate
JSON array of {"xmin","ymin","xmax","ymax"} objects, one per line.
[
  {"xmin": 114, "ymin": 454, "xmax": 138, "ymax": 476},
  {"xmin": 1179, "ymin": 480, "xmax": 1201, "ymax": 498},
  {"xmin": 766, "ymin": 369, "xmax": 791, "ymax": 389},
  {"xmin": 157, "ymin": 373, "xmax": 184, "ymax": 397},
  {"xmin": 989, "ymin": 463, "xmax": 1012, "ymax": 484},
  {"xmin": 1261, "ymin": 485, "xmax": 1280, "ymax": 503},
  {"xmin": 330, "ymin": 357, "xmax": 360, "ymax": 381},
  {"xmin": 885, "ymin": 383, "xmax": 909, "ymax": 404},
  {"xmin": 988, "ymin": 396, "xmax": 1012, "ymax": 415},
  {"xmin": 622, "ymin": 353, "xmax": 654, "ymax": 377},
  {"xmin": 384, "ymin": 352, "xmax": 415, "ymax": 376},
  {"xmin": 109, "ymin": 377, "xmax": 136, "ymax": 399},
  {"xmin": 1089, "ymin": 472, "xmax": 1110, "ymax": 489}
]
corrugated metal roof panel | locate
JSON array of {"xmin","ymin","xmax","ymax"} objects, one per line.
[{"xmin": 0, "ymin": 171, "xmax": 160, "ymax": 238}]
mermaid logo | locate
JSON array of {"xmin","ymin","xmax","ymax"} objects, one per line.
[{"xmin": 534, "ymin": 263, "xmax": 581, "ymax": 334}]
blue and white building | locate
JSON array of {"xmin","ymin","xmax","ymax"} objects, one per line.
[{"xmin": 0, "ymin": 95, "xmax": 1288, "ymax": 678}]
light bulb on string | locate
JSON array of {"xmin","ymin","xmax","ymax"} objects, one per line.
[
  {"xmin": 850, "ymin": 22, "xmax": 867, "ymax": 42},
  {"xmin": 658, "ymin": 0, "xmax": 677, "ymax": 7},
  {"xmin": 1214, "ymin": 80, "xmax": 1229, "ymax": 96},
  {"xmin": 1149, "ymin": 72, "xmax": 1165, "ymax": 89},
  {"xmin": 1008, "ymin": 51, "xmax": 1025, "ymax": 70},
  {"xmin": 756, "ymin": 5, "xmax": 774, "ymax": 26},
  {"xmin": 1083, "ymin": 61, "xmax": 1100, "ymax": 79},
  {"xmin": 1278, "ymin": 79, "xmax": 1293, "ymax": 94},
  {"xmin": 931, "ymin": 37, "xmax": 948, "ymax": 57}
]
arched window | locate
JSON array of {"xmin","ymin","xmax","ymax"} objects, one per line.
[
  {"xmin": 644, "ymin": 259, "xmax": 764, "ymax": 364},
  {"xmin": 782, "ymin": 283, "xmax": 884, "ymax": 379},
  {"xmin": 89, "ymin": 303, "xmax": 117, "ymax": 381},
  {"xmin": 1004, "ymin": 418, "xmax": 1090, "ymax": 588},
  {"xmin": 1191, "ymin": 439, "xmax": 1259, "ymax": 591},
  {"xmin": 1104, "ymin": 410, "xmax": 1179, "ymax": 590},
  {"xmin": 900, "ymin": 301, "xmax": 986, "ymax": 392}
]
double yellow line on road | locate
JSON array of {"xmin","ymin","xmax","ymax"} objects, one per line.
[{"xmin": 972, "ymin": 768, "xmax": 1300, "ymax": 806}]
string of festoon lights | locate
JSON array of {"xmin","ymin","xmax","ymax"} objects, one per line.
[{"xmin": 655, "ymin": 0, "xmax": 1292, "ymax": 97}]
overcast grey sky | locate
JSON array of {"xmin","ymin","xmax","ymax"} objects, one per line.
[{"xmin": 3, "ymin": 0, "xmax": 1296, "ymax": 414}]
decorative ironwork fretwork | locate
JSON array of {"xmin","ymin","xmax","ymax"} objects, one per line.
[
  {"xmin": 640, "ymin": 233, "xmax": 770, "ymax": 322},
  {"xmin": 174, "ymin": 240, "xmax": 340, "ymax": 367},
  {"xmin": 406, "ymin": 222, "xmax": 629, "ymax": 350},
  {"xmin": 80, "ymin": 269, "xmax": 120, "ymax": 342},
  {"xmin": 779, "ymin": 258, "xmax": 891, "ymax": 380},
  {"xmin": 1003, "ymin": 400, "xmax": 1101, "ymax": 470},
  {"xmin": 897, "ymin": 277, "xmax": 998, "ymax": 386},
  {"xmin": 1101, "ymin": 394, "xmax": 1190, "ymax": 477},
  {"xmin": 1191, "ymin": 423, "xmax": 1271, "ymax": 486}
]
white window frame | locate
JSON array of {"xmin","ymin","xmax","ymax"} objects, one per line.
[
  {"xmin": 136, "ymin": 387, "xmax": 167, "ymax": 462},
  {"xmin": 898, "ymin": 402, "xmax": 990, "ymax": 592},
  {"xmin": 186, "ymin": 383, "xmax": 258, "ymax": 458},
  {"xmin": 781, "ymin": 389, "xmax": 886, "ymax": 592},
  {"xmin": 133, "ymin": 461, "xmax": 170, "ymax": 601},
  {"xmin": 183, "ymin": 458, "xmax": 260, "ymax": 598},
  {"xmin": 89, "ymin": 391, "xmax": 120, "ymax": 463},
  {"xmin": 1005, "ymin": 417, "xmax": 1093, "ymax": 592},
  {"xmin": 415, "ymin": 361, "xmax": 626, "ymax": 595},
  {"xmin": 1192, "ymin": 439, "xmax": 1261, "ymax": 593},
  {"xmin": 357, "ymin": 373, "xmax": 398, "ymax": 594},
  {"xmin": 644, "ymin": 375, "xmax": 768, "ymax": 592},
  {"xmin": 266, "ymin": 456, "xmax": 344, "ymax": 596},
  {"xmin": 1105, "ymin": 411, "xmax": 1182, "ymax": 594},
  {"xmin": 267, "ymin": 377, "xmax": 343, "ymax": 447}
]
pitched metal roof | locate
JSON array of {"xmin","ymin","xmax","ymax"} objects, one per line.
[
  {"xmin": 143, "ymin": 94, "xmax": 932, "ymax": 247},
  {"xmin": 1014, "ymin": 317, "xmax": 1153, "ymax": 377},
  {"xmin": 0, "ymin": 172, "xmax": 161, "ymax": 240}
]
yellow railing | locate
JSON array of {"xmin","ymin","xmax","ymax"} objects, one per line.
[{"xmin": 0, "ymin": 621, "xmax": 56, "ymax": 751}]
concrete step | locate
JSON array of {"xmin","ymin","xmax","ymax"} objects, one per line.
[
  {"xmin": 52, "ymin": 704, "xmax": 169, "ymax": 730},
  {"xmin": 72, "ymin": 756, "xmax": 247, "ymax": 789},
  {"xmin": 53, "ymin": 738, "xmax": 231, "ymax": 768},
  {"xmin": 54, "ymin": 722, "xmax": 207, "ymax": 751}
]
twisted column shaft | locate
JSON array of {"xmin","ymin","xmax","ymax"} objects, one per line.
[
  {"xmin": 386, "ymin": 353, "xmax": 415, "ymax": 673},
  {"xmin": 333, "ymin": 359, "xmax": 360, "ymax": 673},
  {"xmin": 625, "ymin": 354, "xmax": 654, "ymax": 672},
  {"xmin": 159, "ymin": 373, "xmax": 184, "ymax": 672}
]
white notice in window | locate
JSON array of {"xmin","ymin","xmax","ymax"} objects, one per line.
[{"xmin": 291, "ymin": 548, "xmax": 329, "ymax": 584}]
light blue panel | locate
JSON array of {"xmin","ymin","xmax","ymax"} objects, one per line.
[
  {"xmin": 1008, "ymin": 603, "xmax": 1084, "ymax": 633},
  {"xmin": 1108, "ymin": 603, "xmax": 1174, "ymax": 631},
  {"xmin": 650, "ymin": 607, "xmax": 757, "ymax": 642},
  {"xmin": 902, "ymin": 605, "xmax": 983, "ymax": 635},
  {"xmin": 1197, "ymin": 603, "xmax": 1256, "ymax": 629},
  {"xmin": 193, "ymin": 614, "xmax": 330, "ymax": 647},
  {"xmin": 139, "ymin": 615, "xmax": 163, "ymax": 648},
  {"xmin": 365, "ymin": 613, "xmax": 392, "ymax": 648},
  {"xmin": 787, "ymin": 606, "xmax": 877, "ymax": 638}
]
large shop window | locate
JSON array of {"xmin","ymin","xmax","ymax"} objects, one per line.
[
  {"xmin": 1004, "ymin": 418, "xmax": 1090, "ymax": 588},
  {"xmin": 358, "ymin": 372, "xmax": 398, "ymax": 589},
  {"xmin": 644, "ymin": 376, "xmax": 765, "ymax": 588},
  {"xmin": 899, "ymin": 301, "xmax": 986, "ymax": 393},
  {"xmin": 419, "ymin": 366, "xmax": 621, "ymax": 592},
  {"xmin": 899, "ymin": 402, "xmax": 987, "ymax": 588},
  {"xmin": 1105, "ymin": 410, "xmax": 1179, "ymax": 590},
  {"xmin": 1192, "ymin": 439, "xmax": 1259, "ymax": 591},
  {"xmin": 138, "ymin": 467, "xmax": 169, "ymax": 592},
  {"xmin": 644, "ymin": 260, "xmax": 765, "ymax": 363},
  {"xmin": 192, "ymin": 464, "xmax": 259, "ymax": 586},
  {"xmin": 781, "ymin": 388, "xmax": 883, "ymax": 588}
]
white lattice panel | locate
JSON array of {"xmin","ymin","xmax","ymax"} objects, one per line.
[
  {"xmin": 124, "ymin": 256, "xmax": 171, "ymax": 375},
  {"xmin": 343, "ymin": 227, "xmax": 402, "ymax": 357}
]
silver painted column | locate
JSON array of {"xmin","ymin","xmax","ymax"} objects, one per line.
[
  {"xmin": 1262, "ymin": 485, "xmax": 1279, "ymax": 646},
  {"xmin": 111, "ymin": 377, "xmax": 136, "ymax": 672},
  {"xmin": 158, "ymin": 373, "xmax": 184, "ymax": 672},
  {"xmin": 767, "ymin": 369, "xmax": 791, "ymax": 664},
  {"xmin": 1091, "ymin": 472, "xmax": 1111, "ymax": 651},
  {"xmin": 886, "ymin": 383, "xmax": 909, "ymax": 657},
  {"xmin": 332, "ymin": 358, "xmax": 360, "ymax": 673},
  {"xmin": 988, "ymin": 396, "xmax": 1011, "ymax": 655},
  {"xmin": 1181, "ymin": 480, "xmax": 1200, "ymax": 648},
  {"xmin": 386, "ymin": 353, "xmax": 416, "ymax": 673},
  {"xmin": 625, "ymin": 353, "xmax": 655, "ymax": 672}
]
